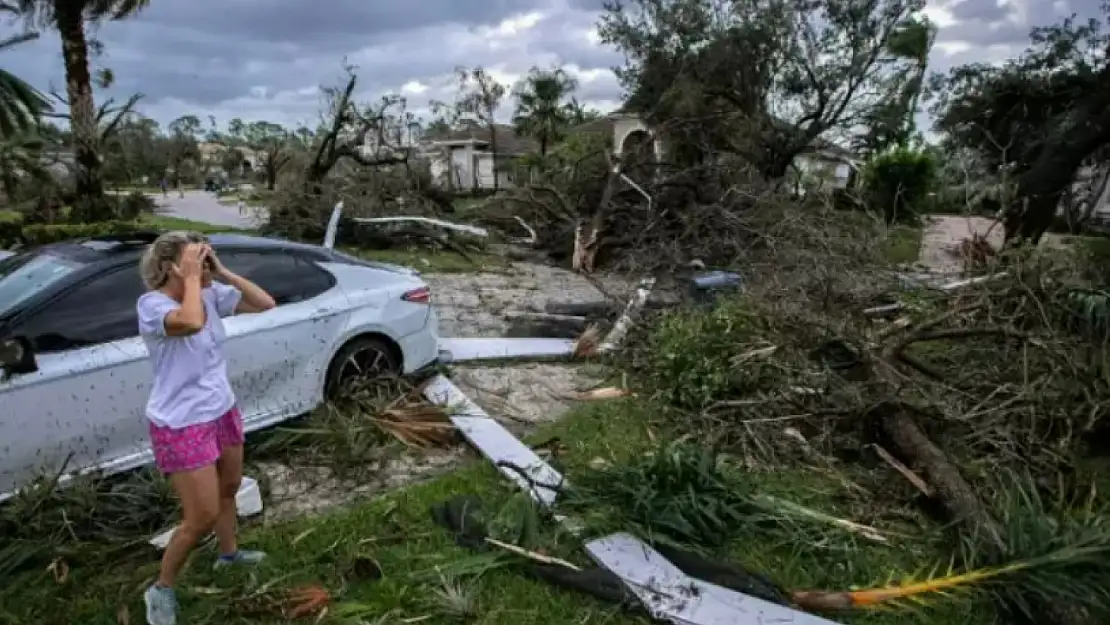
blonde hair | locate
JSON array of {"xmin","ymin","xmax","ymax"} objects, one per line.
[{"xmin": 139, "ymin": 231, "xmax": 208, "ymax": 290}]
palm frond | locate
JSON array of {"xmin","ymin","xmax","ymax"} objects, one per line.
[
  {"xmin": 0, "ymin": 67, "xmax": 49, "ymax": 138},
  {"xmin": 792, "ymin": 473, "xmax": 1110, "ymax": 618}
]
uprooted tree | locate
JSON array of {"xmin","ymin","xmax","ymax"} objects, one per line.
[
  {"xmin": 264, "ymin": 66, "xmax": 460, "ymax": 242},
  {"xmin": 931, "ymin": 5, "xmax": 1110, "ymax": 243}
]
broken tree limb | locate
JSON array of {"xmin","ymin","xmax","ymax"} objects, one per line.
[
  {"xmin": 573, "ymin": 154, "xmax": 622, "ymax": 273},
  {"xmin": 513, "ymin": 216, "xmax": 537, "ymax": 244},
  {"xmin": 543, "ymin": 300, "xmax": 614, "ymax": 318},
  {"xmin": 598, "ymin": 278, "xmax": 655, "ymax": 354},
  {"xmin": 875, "ymin": 402, "xmax": 1095, "ymax": 625},
  {"xmin": 876, "ymin": 404, "xmax": 1005, "ymax": 549},
  {"xmin": 351, "ymin": 216, "xmax": 489, "ymax": 237},
  {"xmin": 505, "ymin": 312, "xmax": 590, "ymax": 339}
]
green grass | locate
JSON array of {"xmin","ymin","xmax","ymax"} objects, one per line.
[
  {"xmin": 0, "ymin": 209, "xmax": 20, "ymax": 224},
  {"xmin": 140, "ymin": 214, "xmax": 252, "ymax": 235},
  {"xmin": 0, "ymin": 398, "xmax": 981, "ymax": 625},
  {"xmin": 882, "ymin": 225, "xmax": 924, "ymax": 265},
  {"xmin": 344, "ymin": 246, "xmax": 510, "ymax": 274}
]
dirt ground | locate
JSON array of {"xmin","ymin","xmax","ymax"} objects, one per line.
[{"xmin": 258, "ymin": 263, "xmax": 621, "ymax": 519}]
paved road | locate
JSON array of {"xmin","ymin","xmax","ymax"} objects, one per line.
[{"xmin": 153, "ymin": 190, "xmax": 267, "ymax": 230}]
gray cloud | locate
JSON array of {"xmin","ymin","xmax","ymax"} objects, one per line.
[{"xmin": 2, "ymin": 0, "xmax": 1104, "ymax": 130}]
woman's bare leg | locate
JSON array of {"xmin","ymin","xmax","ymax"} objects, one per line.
[
  {"xmin": 158, "ymin": 465, "xmax": 220, "ymax": 587},
  {"xmin": 213, "ymin": 444, "xmax": 243, "ymax": 556}
]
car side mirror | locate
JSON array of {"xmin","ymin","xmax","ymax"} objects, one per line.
[{"xmin": 0, "ymin": 337, "xmax": 37, "ymax": 378}]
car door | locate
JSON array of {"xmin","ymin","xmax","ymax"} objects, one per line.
[
  {"xmin": 216, "ymin": 251, "xmax": 350, "ymax": 431},
  {"xmin": 0, "ymin": 264, "xmax": 151, "ymax": 498}
]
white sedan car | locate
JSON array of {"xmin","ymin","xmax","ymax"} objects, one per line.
[{"xmin": 0, "ymin": 232, "xmax": 440, "ymax": 500}]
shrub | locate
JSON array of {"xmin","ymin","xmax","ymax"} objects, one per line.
[
  {"xmin": 861, "ymin": 147, "xmax": 938, "ymax": 224},
  {"xmin": 641, "ymin": 298, "xmax": 780, "ymax": 410},
  {"xmin": 1, "ymin": 219, "xmax": 148, "ymax": 248},
  {"xmin": 21, "ymin": 221, "xmax": 148, "ymax": 246},
  {"xmin": 115, "ymin": 191, "xmax": 156, "ymax": 220}
]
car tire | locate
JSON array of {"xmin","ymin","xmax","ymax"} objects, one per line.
[{"xmin": 325, "ymin": 335, "xmax": 401, "ymax": 398}]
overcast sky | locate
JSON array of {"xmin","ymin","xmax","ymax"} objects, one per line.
[{"xmin": 2, "ymin": 0, "xmax": 1102, "ymax": 133}]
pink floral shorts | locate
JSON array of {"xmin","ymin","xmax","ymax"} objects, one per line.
[{"xmin": 149, "ymin": 407, "xmax": 244, "ymax": 474}]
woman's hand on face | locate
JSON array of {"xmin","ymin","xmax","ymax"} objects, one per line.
[
  {"xmin": 172, "ymin": 243, "xmax": 208, "ymax": 280},
  {"xmin": 203, "ymin": 244, "xmax": 229, "ymax": 278}
]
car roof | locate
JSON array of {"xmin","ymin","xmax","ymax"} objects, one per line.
[{"xmin": 37, "ymin": 231, "xmax": 329, "ymax": 266}]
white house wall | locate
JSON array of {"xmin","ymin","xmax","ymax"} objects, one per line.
[
  {"xmin": 792, "ymin": 154, "xmax": 852, "ymax": 192},
  {"xmin": 612, "ymin": 116, "xmax": 664, "ymax": 162},
  {"xmin": 451, "ymin": 146, "xmax": 474, "ymax": 189},
  {"xmin": 475, "ymin": 153, "xmax": 514, "ymax": 189}
]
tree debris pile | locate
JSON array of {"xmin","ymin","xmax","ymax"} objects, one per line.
[{"xmin": 607, "ymin": 217, "xmax": 1110, "ymax": 622}]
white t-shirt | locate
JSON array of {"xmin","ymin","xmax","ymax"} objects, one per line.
[{"xmin": 137, "ymin": 282, "xmax": 242, "ymax": 429}]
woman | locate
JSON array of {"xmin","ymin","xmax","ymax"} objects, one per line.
[{"xmin": 136, "ymin": 232, "xmax": 275, "ymax": 625}]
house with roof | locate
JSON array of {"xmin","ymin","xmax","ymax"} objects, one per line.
[
  {"xmin": 420, "ymin": 113, "xmax": 860, "ymax": 193},
  {"xmin": 422, "ymin": 123, "xmax": 538, "ymax": 191},
  {"xmin": 591, "ymin": 113, "xmax": 859, "ymax": 191}
]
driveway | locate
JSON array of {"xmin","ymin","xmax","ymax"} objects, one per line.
[{"xmin": 153, "ymin": 190, "xmax": 267, "ymax": 230}]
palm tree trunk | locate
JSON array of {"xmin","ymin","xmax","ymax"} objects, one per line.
[{"xmin": 56, "ymin": 2, "xmax": 111, "ymax": 222}]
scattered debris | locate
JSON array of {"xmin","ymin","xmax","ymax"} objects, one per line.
[
  {"xmin": 587, "ymin": 532, "xmax": 842, "ymax": 625},
  {"xmin": 574, "ymin": 387, "xmax": 634, "ymax": 401},
  {"xmin": 439, "ymin": 337, "xmax": 577, "ymax": 362},
  {"xmin": 423, "ymin": 374, "xmax": 564, "ymax": 506}
]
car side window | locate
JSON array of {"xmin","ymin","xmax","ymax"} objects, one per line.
[
  {"xmin": 14, "ymin": 265, "xmax": 146, "ymax": 353},
  {"xmin": 218, "ymin": 252, "xmax": 333, "ymax": 305}
]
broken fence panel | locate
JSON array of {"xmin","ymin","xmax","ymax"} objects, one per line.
[
  {"xmin": 587, "ymin": 533, "xmax": 844, "ymax": 625},
  {"xmin": 422, "ymin": 375, "xmax": 563, "ymax": 506},
  {"xmin": 438, "ymin": 337, "xmax": 576, "ymax": 363}
]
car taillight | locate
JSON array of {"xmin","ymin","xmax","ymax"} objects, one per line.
[{"xmin": 401, "ymin": 286, "xmax": 431, "ymax": 304}]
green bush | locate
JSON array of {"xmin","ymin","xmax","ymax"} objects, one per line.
[
  {"xmin": 861, "ymin": 147, "xmax": 938, "ymax": 224},
  {"xmin": 115, "ymin": 191, "xmax": 156, "ymax": 220},
  {"xmin": 641, "ymin": 298, "xmax": 779, "ymax": 410},
  {"xmin": 1, "ymin": 220, "xmax": 148, "ymax": 248}
]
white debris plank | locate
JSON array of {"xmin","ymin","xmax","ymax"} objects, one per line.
[
  {"xmin": 423, "ymin": 373, "xmax": 840, "ymax": 625},
  {"xmin": 438, "ymin": 337, "xmax": 575, "ymax": 362},
  {"xmin": 587, "ymin": 533, "xmax": 844, "ymax": 625},
  {"xmin": 423, "ymin": 375, "xmax": 563, "ymax": 506}
]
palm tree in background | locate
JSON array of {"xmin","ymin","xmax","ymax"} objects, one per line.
[
  {"xmin": 512, "ymin": 67, "xmax": 578, "ymax": 156},
  {"xmin": 0, "ymin": 8, "xmax": 48, "ymax": 138},
  {"xmin": 13, "ymin": 0, "xmax": 150, "ymax": 221}
]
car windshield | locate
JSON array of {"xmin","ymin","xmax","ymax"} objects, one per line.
[{"xmin": 0, "ymin": 252, "xmax": 83, "ymax": 318}]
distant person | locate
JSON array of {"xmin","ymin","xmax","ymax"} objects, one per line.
[
  {"xmin": 137, "ymin": 232, "xmax": 276, "ymax": 625},
  {"xmin": 160, "ymin": 178, "xmax": 168, "ymax": 198}
]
